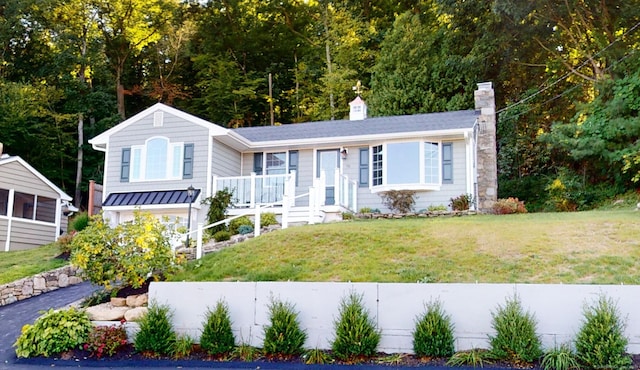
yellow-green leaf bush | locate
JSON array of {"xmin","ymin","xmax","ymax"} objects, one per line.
[
  {"xmin": 70, "ymin": 211, "xmax": 182, "ymax": 290},
  {"xmin": 14, "ymin": 308, "xmax": 92, "ymax": 358}
]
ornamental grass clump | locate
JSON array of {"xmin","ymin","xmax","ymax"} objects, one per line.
[
  {"xmin": 541, "ymin": 344, "xmax": 579, "ymax": 370},
  {"xmin": 262, "ymin": 298, "xmax": 307, "ymax": 357},
  {"xmin": 14, "ymin": 307, "xmax": 92, "ymax": 358},
  {"xmin": 412, "ymin": 300, "xmax": 455, "ymax": 357},
  {"xmin": 575, "ymin": 295, "xmax": 631, "ymax": 370},
  {"xmin": 134, "ymin": 303, "xmax": 176, "ymax": 356},
  {"xmin": 200, "ymin": 301, "xmax": 236, "ymax": 356},
  {"xmin": 331, "ymin": 292, "xmax": 381, "ymax": 362},
  {"xmin": 488, "ymin": 294, "xmax": 542, "ymax": 364}
]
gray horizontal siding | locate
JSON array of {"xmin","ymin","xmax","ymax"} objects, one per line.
[
  {"xmin": 105, "ymin": 111, "xmax": 212, "ymax": 195},
  {"xmin": 0, "ymin": 162, "xmax": 59, "ymax": 198},
  {"xmin": 6, "ymin": 219, "xmax": 56, "ymax": 251},
  {"xmin": 212, "ymin": 139, "xmax": 241, "ymax": 177}
]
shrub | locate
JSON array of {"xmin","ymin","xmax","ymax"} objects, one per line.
[
  {"xmin": 14, "ymin": 307, "xmax": 92, "ymax": 358},
  {"xmin": 427, "ymin": 204, "xmax": 448, "ymax": 212},
  {"xmin": 238, "ymin": 224, "xmax": 254, "ymax": 235},
  {"xmin": 449, "ymin": 193, "xmax": 474, "ymax": 211},
  {"xmin": 229, "ymin": 216, "xmax": 252, "ymax": 235},
  {"xmin": 305, "ymin": 348, "xmax": 333, "ymax": 364},
  {"xmin": 134, "ymin": 303, "xmax": 176, "ymax": 356},
  {"xmin": 172, "ymin": 334, "xmax": 195, "ymax": 359},
  {"xmin": 488, "ymin": 295, "xmax": 542, "ymax": 364},
  {"xmin": 69, "ymin": 212, "xmax": 90, "ymax": 232},
  {"xmin": 379, "ymin": 190, "xmax": 417, "ymax": 213},
  {"xmin": 203, "ymin": 188, "xmax": 234, "ymax": 234},
  {"xmin": 84, "ymin": 324, "xmax": 128, "ymax": 359},
  {"xmin": 331, "ymin": 292, "xmax": 381, "ymax": 361},
  {"xmin": 492, "ymin": 197, "xmax": 528, "ymax": 214},
  {"xmin": 342, "ymin": 212, "xmax": 354, "ymax": 220},
  {"xmin": 212, "ymin": 230, "xmax": 231, "ymax": 242},
  {"xmin": 70, "ymin": 211, "xmax": 181, "ymax": 290},
  {"xmin": 261, "ymin": 212, "xmax": 278, "ymax": 228},
  {"xmin": 412, "ymin": 300, "xmax": 455, "ymax": 357},
  {"xmin": 541, "ymin": 344, "xmax": 580, "ymax": 370},
  {"xmin": 447, "ymin": 348, "xmax": 489, "ymax": 367},
  {"xmin": 575, "ymin": 295, "xmax": 631, "ymax": 370},
  {"xmin": 359, "ymin": 207, "xmax": 373, "ymax": 213},
  {"xmin": 200, "ymin": 301, "xmax": 236, "ymax": 356},
  {"xmin": 54, "ymin": 233, "xmax": 75, "ymax": 255},
  {"xmin": 263, "ymin": 298, "xmax": 307, "ymax": 357}
]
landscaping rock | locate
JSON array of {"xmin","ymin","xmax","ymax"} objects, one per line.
[
  {"xmin": 127, "ymin": 293, "xmax": 148, "ymax": 307},
  {"xmin": 124, "ymin": 307, "xmax": 148, "ymax": 322},
  {"xmin": 110, "ymin": 297, "xmax": 127, "ymax": 307},
  {"xmin": 86, "ymin": 303, "xmax": 129, "ymax": 321}
]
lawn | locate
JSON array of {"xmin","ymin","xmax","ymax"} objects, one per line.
[
  {"xmin": 0, "ymin": 243, "xmax": 67, "ymax": 285},
  {"xmin": 169, "ymin": 210, "xmax": 640, "ymax": 284}
]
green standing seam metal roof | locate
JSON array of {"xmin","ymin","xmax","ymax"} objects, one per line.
[{"xmin": 231, "ymin": 110, "xmax": 478, "ymax": 142}]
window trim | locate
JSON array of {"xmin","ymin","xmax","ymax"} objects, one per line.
[
  {"xmin": 127, "ymin": 136, "xmax": 188, "ymax": 182},
  {"xmin": 369, "ymin": 140, "xmax": 445, "ymax": 193}
]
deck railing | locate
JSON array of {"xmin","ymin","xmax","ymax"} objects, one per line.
[{"xmin": 213, "ymin": 172, "xmax": 295, "ymax": 208}]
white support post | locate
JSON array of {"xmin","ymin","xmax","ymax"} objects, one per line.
[
  {"xmin": 250, "ymin": 172, "xmax": 257, "ymax": 208},
  {"xmin": 318, "ymin": 171, "xmax": 326, "ymax": 206},
  {"xmin": 286, "ymin": 171, "xmax": 296, "ymax": 207},
  {"xmin": 196, "ymin": 222, "xmax": 203, "ymax": 260},
  {"xmin": 212, "ymin": 175, "xmax": 218, "ymax": 194},
  {"xmin": 254, "ymin": 206, "xmax": 261, "ymax": 237},
  {"xmin": 308, "ymin": 187, "xmax": 316, "ymax": 225},
  {"xmin": 334, "ymin": 168, "xmax": 340, "ymax": 206},
  {"xmin": 282, "ymin": 194, "xmax": 289, "ymax": 229}
]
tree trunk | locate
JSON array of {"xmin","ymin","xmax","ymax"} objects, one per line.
[{"xmin": 116, "ymin": 66, "xmax": 126, "ymax": 120}]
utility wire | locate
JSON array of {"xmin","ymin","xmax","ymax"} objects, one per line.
[{"xmin": 497, "ymin": 19, "xmax": 640, "ymax": 115}]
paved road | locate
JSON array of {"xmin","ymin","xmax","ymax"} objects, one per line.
[{"xmin": 0, "ymin": 282, "xmax": 455, "ymax": 370}]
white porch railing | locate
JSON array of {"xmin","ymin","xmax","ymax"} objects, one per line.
[
  {"xmin": 213, "ymin": 172, "xmax": 295, "ymax": 208},
  {"xmin": 335, "ymin": 169, "xmax": 357, "ymax": 211}
]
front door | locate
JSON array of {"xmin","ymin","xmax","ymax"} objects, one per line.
[{"xmin": 317, "ymin": 149, "xmax": 340, "ymax": 205}]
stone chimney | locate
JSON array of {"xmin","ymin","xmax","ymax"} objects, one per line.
[
  {"xmin": 474, "ymin": 82, "xmax": 497, "ymax": 212},
  {"xmin": 349, "ymin": 96, "xmax": 367, "ymax": 121}
]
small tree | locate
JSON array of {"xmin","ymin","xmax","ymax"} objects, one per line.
[
  {"xmin": 203, "ymin": 188, "xmax": 234, "ymax": 234},
  {"xmin": 331, "ymin": 292, "xmax": 381, "ymax": 361},
  {"xmin": 70, "ymin": 211, "xmax": 181, "ymax": 290},
  {"xmin": 200, "ymin": 301, "xmax": 236, "ymax": 356},
  {"xmin": 263, "ymin": 298, "xmax": 307, "ymax": 357},
  {"xmin": 413, "ymin": 300, "xmax": 455, "ymax": 357}
]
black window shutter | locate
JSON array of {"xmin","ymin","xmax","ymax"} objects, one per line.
[
  {"xmin": 183, "ymin": 143, "xmax": 194, "ymax": 179},
  {"xmin": 120, "ymin": 148, "xmax": 131, "ymax": 182}
]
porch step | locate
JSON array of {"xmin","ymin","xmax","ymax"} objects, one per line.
[{"xmin": 285, "ymin": 207, "xmax": 325, "ymax": 225}]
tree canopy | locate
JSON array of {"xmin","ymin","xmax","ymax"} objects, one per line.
[{"xmin": 1, "ymin": 0, "xmax": 639, "ymax": 210}]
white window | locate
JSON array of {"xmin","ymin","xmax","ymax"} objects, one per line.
[
  {"xmin": 371, "ymin": 141, "xmax": 444, "ymax": 190},
  {"xmin": 265, "ymin": 152, "xmax": 287, "ymax": 175},
  {"xmin": 130, "ymin": 137, "xmax": 184, "ymax": 181}
]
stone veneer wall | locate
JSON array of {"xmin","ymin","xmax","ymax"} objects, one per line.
[
  {"xmin": 0, "ymin": 265, "xmax": 83, "ymax": 306},
  {"xmin": 474, "ymin": 82, "xmax": 498, "ymax": 212}
]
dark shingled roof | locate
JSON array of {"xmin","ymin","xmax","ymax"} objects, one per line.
[
  {"xmin": 104, "ymin": 189, "xmax": 201, "ymax": 207},
  {"xmin": 232, "ymin": 110, "xmax": 478, "ymax": 142}
]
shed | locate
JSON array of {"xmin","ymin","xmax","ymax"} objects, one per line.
[{"xmin": 0, "ymin": 154, "xmax": 73, "ymax": 251}]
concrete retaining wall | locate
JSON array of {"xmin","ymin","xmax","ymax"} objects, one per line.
[
  {"xmin": 150, "ymin": 281, "xmax": 640, "ymax": 354},
  {"xmin": 0, "ymin": 265, "xmax": 83, "ymax": 306}
]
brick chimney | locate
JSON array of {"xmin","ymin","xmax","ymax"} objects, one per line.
[{"xmin": 474, "ymin": 82, "xmax": 497, "ymax": 212}]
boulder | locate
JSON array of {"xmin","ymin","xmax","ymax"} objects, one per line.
[
  {"xmin": 124, "ymin": 307, "xmax": 148, "ymax": 322},
  {"xmin": 127, "ymin": 293, "xmax": 148, "ymax": 307},
  {"xmin": 86, "ymin": 303, "xmax": 129, "ymax": 321},
  {"xmin": 110, "ymin": 297, "xmax": 127, "ymax": 307}
]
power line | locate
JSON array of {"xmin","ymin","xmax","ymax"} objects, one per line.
[{"xmin": 497, "ymin": 19, "xmax": 640, "ymax": 115}]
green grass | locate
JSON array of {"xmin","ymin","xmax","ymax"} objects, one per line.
[
  {"xmin": 0, "ymin": 243, "xmax": 67, "ymax": 285},
  {"xmin": 169, "ymin": 210, "xmax": 640, "ymax": 284}
]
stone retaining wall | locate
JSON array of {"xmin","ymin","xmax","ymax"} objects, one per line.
[{"xmin": 0, "ymin": 265, "xmax": 83, "ymax": 306}]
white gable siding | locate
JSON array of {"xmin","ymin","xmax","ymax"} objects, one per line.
[
  {"xmin": 104, "ymin": 110, "xmax": 211, "ymax": 195},
  {"xmin": 0, "ymin": 161, "xmax": 59, "ymax": 198}
]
